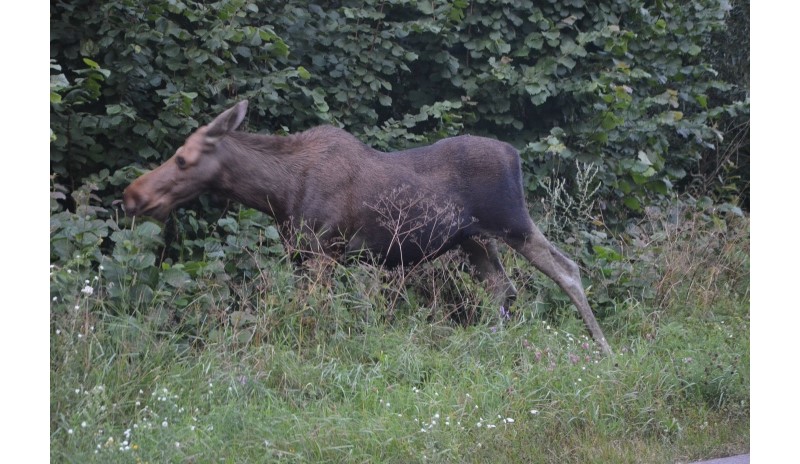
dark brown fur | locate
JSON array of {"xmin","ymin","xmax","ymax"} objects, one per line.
[{"xmin": 124, "ymin": 101, "xmax": 612, "ymax": 354}]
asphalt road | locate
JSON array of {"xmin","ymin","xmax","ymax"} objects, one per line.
[{"xmin": 688, "ymin": 454, "xmax": 749, "ymax": 464}]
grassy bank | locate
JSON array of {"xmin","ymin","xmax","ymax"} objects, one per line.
[{"xmin": 50, "ymin": 208, "xmax": 749, "ymax": 463}]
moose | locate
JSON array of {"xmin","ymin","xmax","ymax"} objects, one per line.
[{"xmin": 124, "ymin": 101, "xmax": 612, "ymax": 355}]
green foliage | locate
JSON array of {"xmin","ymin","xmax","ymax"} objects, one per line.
[
  {"xmin": 50, "ymin": 4, "xmax": 750, "ymax": 458},
  {"xmin": 694, "ymin": 0, "xmax": 749, "ymax": 208},
  {"xmin": 51, "ymin": 0, "xmax": 747, "ymax": 221}
]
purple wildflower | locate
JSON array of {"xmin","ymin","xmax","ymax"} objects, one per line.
[{"xmin": 499, "ymin": 305, "xmax": 510, "ymax": 320}]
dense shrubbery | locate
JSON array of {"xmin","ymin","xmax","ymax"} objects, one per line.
[
  {"xmin": 51, "ymin": 0, "xmax": 748, "ymax": 213},
  {"xmin": 50, "ymin": 0, "xmax": 750, "ymax": 331},
  {"xmin": 51, "ymin": 4, "xmax": 750, "ymax": 458},
  {"xmin": 51, "ymin": 0, "xmax": 750, "ymax": 320}
]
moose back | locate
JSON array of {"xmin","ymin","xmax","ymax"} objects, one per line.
[{"xmin": 124, "ymin": 100, "xmax": 612, "ymax": 355}]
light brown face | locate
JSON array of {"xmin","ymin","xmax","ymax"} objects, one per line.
[
  {"xmin": 123, "ymin": 100, "xmax": 249, "ymax": 221},
  {"xmin": 123, "ymin": 126, "xmax": 220, "ymax": 221}
]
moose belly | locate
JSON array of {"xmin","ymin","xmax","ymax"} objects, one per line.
[{"xmin": 347, "ymin": 221, "xmax": 472, "ymax": 268}]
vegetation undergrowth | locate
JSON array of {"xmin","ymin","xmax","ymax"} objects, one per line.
[
  {"xmin": 51, "ymin": 185, "xmax": 749, "ymax": 463},
  {"xmin": 50, "ymin": 1, "xmax": 750, "ymax": 459}
]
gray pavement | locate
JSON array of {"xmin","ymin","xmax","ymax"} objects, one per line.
[{"xmin": 688, "ymin": 454, "xmax": 749, "ymax": 464}]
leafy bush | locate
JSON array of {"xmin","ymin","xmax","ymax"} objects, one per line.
[
  {"xmin": 51, "ymin": 0, "xmax": 748, "ymax": 221},
  {"xmin": 50, "ymin": 5, "xmax": 750, "ymax": 459},
  {"xmin": 50, "ymin": 0, "xmax": 750, "ymax": 344}
]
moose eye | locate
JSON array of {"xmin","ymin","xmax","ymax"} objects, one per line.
[{"xmin": 176, "ymin": 156, "xmax": 187, "ymax": 168}]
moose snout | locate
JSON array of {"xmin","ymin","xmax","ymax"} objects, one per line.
[
  {"xmin": 123, "ymin": 180, "xmax": 160, "ymax": 218},
  {"xmin": 122, "ymin": 186, "xmax": 143, "ymax": 216},
  {"xmin": 122, "ymin": 181, "xmax": 171, "ymax": 221}
]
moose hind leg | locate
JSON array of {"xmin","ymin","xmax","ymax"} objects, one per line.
[
  {"xmin": 461, "ymin": 237, "xmax": 517, "ymax": 309},
  {"xmin": 506, "ymin": 223, "xmax": 613, "ymax": 355}
]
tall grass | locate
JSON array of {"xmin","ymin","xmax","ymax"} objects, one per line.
[{"xmin": 50, "ymin": 197, "xmax": 749, "ymax": 462}]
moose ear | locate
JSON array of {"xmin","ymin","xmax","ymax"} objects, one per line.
[{"xmin": 206, "ymin": 100, "xmax": 249, "ymax": 138}]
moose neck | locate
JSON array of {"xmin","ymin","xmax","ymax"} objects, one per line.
[{"xmin": 212, "ymin": 131, "xmax": 301, "ymax": 223}]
